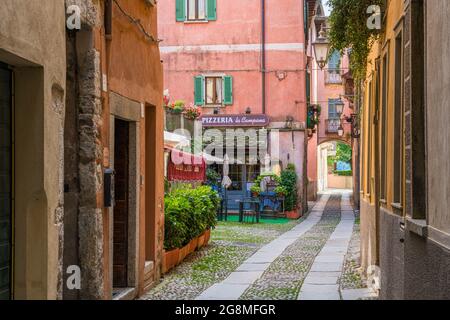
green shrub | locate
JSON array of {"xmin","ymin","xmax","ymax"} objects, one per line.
[
  {"xmin": 281, "ymin": 165, "xmax": 298, "ymax": 211},
  {"xmin": 164, "ymin": 185, "xmax": 219, "ymax": 250},
  {"xmin": 333, "ymin": 170, "xmax": 353, "ymax": 176}
]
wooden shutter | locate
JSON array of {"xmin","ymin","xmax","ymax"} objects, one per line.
[
  {"xmin": 176, "ymin": 0, "xmax": 186, "ymax": 22},
  {"xmin": 223, "ymin": 75, "xmax": 233, "ymax": 105},
  {"xmin": 328, "ymin": 50, "xmax": 341, "ymax": 70},
  {"xmin": 207, "ymin": 0, "xmax": 217, "ymax": 21},
  {"xmin": 194, "ymin": 76, "xmax": 205, "ymax": 106}
]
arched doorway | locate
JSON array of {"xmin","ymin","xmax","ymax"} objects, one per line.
[{"xmin": 317, "ymin": 140, "xmax": 353, "ymax": 193}]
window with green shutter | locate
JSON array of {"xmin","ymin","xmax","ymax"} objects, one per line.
[
  {"xmin": 194, "ymin": 76, "xmax": 205, "ymax": 106},
  {"xmin": 176, "ymin": 0, "xmax": 186, "ymax": 21},
  {"xmin": 177, "ymin": 0, "xmax": 217, "ymax": 22},
  {"xmin": 207, "ymin": 0, "xmax": 217, "ymax": 21},
  {"xmin": 223, "ymin": 76, "xmax": 233, "ymax": 105}
]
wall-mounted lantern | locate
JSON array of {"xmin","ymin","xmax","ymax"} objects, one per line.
[{"xmin": 312, "ymin": 25, "xmax": 330, "ymax": 70}]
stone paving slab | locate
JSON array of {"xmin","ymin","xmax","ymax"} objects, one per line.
[
  {"xmin": 235, "ymin": 263, "xmax": 271, "ymax": 272},
  {"xmin": 303, "ymin": 275, "xmax": 340, "ymax": 285},
  {"xmin": 298, "ymin": 196, "xmax": 356, "ymax": 301},
  {"xmin": 299, "ymin": 291, "xmax": 341, "ymax": 300},
  {"xmin": 341, "ymin": 288, "xmax": 378, "ymax": 300},
  {"xmin": 196, "ymin": 195, "xmax": 328, "ymax": 300},
  {"xmin": 310, "ymin": 262, "xmax": 343, "ymax": 272},
  {"xmin": 223, "ymin": 271, "xmax": 265, "ymax": 285},
  {"xmin": 196, "ymin": 283, "xmax": 249, "ymax": 300}
]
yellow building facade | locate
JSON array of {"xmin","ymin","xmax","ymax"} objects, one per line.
[{"xmin": 361, "ymin": 0, "xmax": 450, "ymax": 299}]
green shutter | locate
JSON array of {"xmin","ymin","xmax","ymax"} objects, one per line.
[
  {"xmin": 223, "ymin": 75, "xmax": 233, "ymax": 105},
  {"xmin": 207, "ymin": 0, "xmax": 217, "ymax": 21},
  {"xmin": 176, "ymin": 0, "xmax": 186, "ymax": 22},
  {"xmin": 194, "ymin": 76, "xmax": 205, "ymax": 106}
]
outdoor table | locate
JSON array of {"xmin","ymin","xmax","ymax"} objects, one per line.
[{"xmin": 236, "ymin": 198, "xmax": 261, "ymax": 223}]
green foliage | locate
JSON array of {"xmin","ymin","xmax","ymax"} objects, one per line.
[
  {"xmin": 333, "ymin": 170, "xmax": 353, "ymax": 176},
  {"xmin": 327, "ymin": 0, "xmax": 384, "ymax": 80},
  {"xmin": 335, "ymin": 142, "xmax": 352, "ymax": 163},
  {"xmin": 280, "ymin": 166, "xmax": 298, "ymax": 211},
  {"xmin": 250, "ymin": 184, "xmax": 262, "ymax": 196},
  {"xmin": 206, "ymin": 168, "xmax": 221, "ymax": 187},
  {"xmin": 164, "ymin": 185, "xmax": 219, "ymax": 250},
  {"xmin": 164, "ymin": 177, "xmax": 170, "ymax": 194},
  {"xmin": 172, "ymin": 100, "xmax": 186, "ymax": 113},
  {"xmin": 274, "ymin": 186, "xmax": 287, "ymax": 197},
  {"xmin": 254, "ymin": 173, "xmax": 281, "ymax": 186}
]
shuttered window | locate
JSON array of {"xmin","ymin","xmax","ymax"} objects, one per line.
[
  {"xmin": 176, "ymin": 0, "xmax": 216, "ymax": 22},
  {"xmin": 194, "ymin": 75, "xmax": 233, "ymax": 106},
  {"xmin": 194, "ymin": 76, "xmax": 205, "ymax": 106}
]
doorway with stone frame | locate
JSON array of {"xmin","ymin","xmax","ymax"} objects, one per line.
[{"xmin": 110, "ymin": 93, "xmax": 141, "ymax": 300}]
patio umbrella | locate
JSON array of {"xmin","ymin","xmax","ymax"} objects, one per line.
[{"xmin": 221, "ymin": 154, "xmax": 232, "ymax": 189}]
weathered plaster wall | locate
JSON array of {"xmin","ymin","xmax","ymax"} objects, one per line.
[
  {"xmin": 108, "ymin": 0, "xmax": 164, "ymax": 296},
  {"xmin": 0, "ymin": 0, "xmax": 66, "ymax": 299}
]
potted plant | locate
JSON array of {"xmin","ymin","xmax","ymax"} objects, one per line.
[
  {"xmin": 183, "ymin": 103, "xmax": 201, "ymax": 120},
  {"xmin": 274, "ymin": 186, "xmax": 287, "ymax": 198},
  {"xmin": 250, "ymin": 184, "xmax": 261, "ymax": 198},
  {"xmin": 166, "ymin": 100, "xmax": 185, "ymax": 114}
]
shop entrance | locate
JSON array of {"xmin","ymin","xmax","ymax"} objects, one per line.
[
  {"xmin": 217, "ymin": 163, "xmax": 260, "ymax": 211},
  {"xmin": 0, "ymin": 64, "xmax": 12, "ymax": 300}
]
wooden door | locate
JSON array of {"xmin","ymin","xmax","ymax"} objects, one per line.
[
  {"xmin": 0, "ymin": 64, "xmax": 12, "ymax": 300},
  {"xmin": 113, "ymin": 119, "xmax": 129, "ymax": 288}
]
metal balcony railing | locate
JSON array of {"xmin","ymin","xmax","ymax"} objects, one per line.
[
  {"xmin": 325, "ymin": 70, "xmax": 343, "ymax": 84},
  {"xmin": 326, "ymin": 118, "xmax": 341, "ymax": 133}
]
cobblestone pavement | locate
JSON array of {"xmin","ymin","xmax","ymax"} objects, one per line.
[
  {"xmin": 240, "ymin": 195, "xmax": 341, "ymax": 300},
  {"xmin": 340, "ymin": 220, "xmax": 366, "ymax": 290},
  {"xmin": 141, "ymin": 191, "xmax": 373, "ymax": 300},
  {"xmin": 141, "ymin": 218, "xmax": 304, "ymax": 300}
]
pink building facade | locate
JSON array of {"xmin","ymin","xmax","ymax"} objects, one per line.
[
  {"xmin": 306, "ymin": 2, "xmax": 353, "ymax": 200},
  {"xmin": 159, "ymin": 0, "xmax": 316, "ymax": 212}
]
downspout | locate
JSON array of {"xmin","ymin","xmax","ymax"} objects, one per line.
[{"xmin": 261, "ymin": 0, "xmax": 266, "ymax": 114}]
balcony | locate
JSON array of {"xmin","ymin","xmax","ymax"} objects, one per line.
[
  {"xmin": 325, "ymin": 70, "xmax": 343, "ymax": 84},
  {"xmin": 326, "ymin": 118, "xmax": 341, "ymax": 134}
]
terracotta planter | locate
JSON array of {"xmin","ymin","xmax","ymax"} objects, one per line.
[
  {"xmin": 188, "ymin": 237, "xmax": 198, "ymax": 254},
  {"xmin": 204, "ymin": 229, "xmax": 211, "ymax": 245},
  {"xmin": 178, "ymin": 244, "xmax": 189, "ymax": 264},
  {"xmin": 163, "ymin": 248, "xmax": 179, "ymax": 273},
  {"xmin": 286, "ymin": 209, "xmax": 301, "ymax": 220},
  {"xmin": 197, "ymin": 233, "xmax": 206, "ymax": 249}
]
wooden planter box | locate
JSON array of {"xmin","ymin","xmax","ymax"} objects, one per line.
[
  {"xmin": 286, "ymin": 208, "xmax": 301, "ymax": 220},
  {"xmin": 197, "ymin": 233, "xmax": 206, "ymax": 249},
  {"xmin": 188, "ymin": 237, "xmax": 198, "ymax": 254},
  {"xmin": 163, "ymin": 248, "xmax": 179, "ymax": 273},
  {"xmin": 178, "ymin": 243, "xmax": 190, "ymax": 264},
  {"xmin": 204, "ymin": 229, "xmax": 211, "ymax": 244}
]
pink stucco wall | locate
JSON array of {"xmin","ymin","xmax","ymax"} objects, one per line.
[
  {"xmin": 158, "ymin": 0, "xmax": 308, "ymax": 122},
  {"xmin": 158, "ymin": 0, "xmax": 309, "ymax": 207},
  {"xmin": 306, "ymin": 52, "xmax": 352, "ymax": 196}
]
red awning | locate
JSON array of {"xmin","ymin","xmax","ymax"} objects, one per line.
[{"xmin": 167, "ymin": 149, "xmax": 206, "ymax": 182}]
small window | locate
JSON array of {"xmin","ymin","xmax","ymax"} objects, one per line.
[
  {"xmin": 188, "ymin": 0, "xmax": 206, "ymax": 21},
  {"xmin": 326, "ymin": 50, "xmax": 341, "ymax": 84},
  {"xmin": 328, "ymin": 99, "xmax": 340, "ymax": 119},
  {"xmin": 206, "ymin": 77, "xmax": 222, "ymax": 105},
  {"xmin": 177, "ymin": 0, "xmax": 217, "ymax": 22},
  {"xmin": 194, "ymin": 75, "xmax": 233, "ymax": 106}
]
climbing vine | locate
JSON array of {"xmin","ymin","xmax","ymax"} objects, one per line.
[{"xmin": 327, "ymin": 0, "xmax": 384, "ymax": 80}]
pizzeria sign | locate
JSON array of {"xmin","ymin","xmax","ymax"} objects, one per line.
[{"xmin": 200, "ymin": 114, "xmax": 270, "ymax": 127}]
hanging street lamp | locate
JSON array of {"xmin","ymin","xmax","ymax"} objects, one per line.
[{"xmin": 312, "ymin": 25, "xmax": 330, "ymax": 70}]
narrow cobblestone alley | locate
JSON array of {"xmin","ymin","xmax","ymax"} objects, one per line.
[{"xmin": 142, "ymin": 191, "xmax": 376, "ymax": 301}]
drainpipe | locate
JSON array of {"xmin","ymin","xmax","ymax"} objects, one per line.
[{"xmin": 261, "ymin": 0, "xmax": 266, "ymax": 114}]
